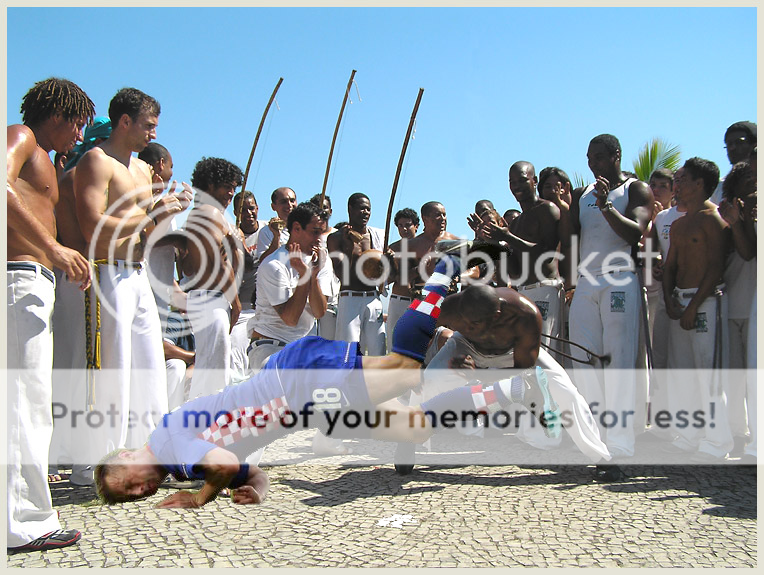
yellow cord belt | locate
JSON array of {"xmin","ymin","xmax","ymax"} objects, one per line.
[{"xmin": 84, "ymin": 259, "xmax": 107, "ymax": 411}]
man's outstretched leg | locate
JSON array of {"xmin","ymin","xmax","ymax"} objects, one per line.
[
  {"xmin": 374, "ymin": 366, "xmax": 561, "ymax": 473},
  {"xmin": 391, "ymin": 368, "xmax": 562, "ymax": 474}
]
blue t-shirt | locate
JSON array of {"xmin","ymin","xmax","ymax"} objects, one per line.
[{"xmin": 148, "ymin": 337, "xmax": 369, "ymax": 482}]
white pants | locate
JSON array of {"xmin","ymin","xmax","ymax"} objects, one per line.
[
  {"xmin": 568, "ymin": 271, "xmax": 641, "ymax": 458},
  {"xmin": 7, "ymin": 264, "xmax": 62, "ymax": 546},
  {"xmin": 645, "ymin": 289, "xmax": 672, "ymax": 437},
  {"xmin": 667, "ymin": 287, "xmax": 733, "ymax": 458},
  {"xmin": 386, "ymin": 293, "xmax": 414, "ymax": 353},
  {"xmin": 422, "ymin": 334, "xmax": 610, "ymax": 462},
  {"xmin": 230, "ymin": 308, "xmax": 256, "ymax": 383},
  {"xmin": 73, "ymin": 263, "xmax": 168, "ymax": 466},
  {"xmin": 335, "ymin": 291, "xmax": 386, "ymax": 355},
  {"xmin": 49, "ymin": 270, "xmax": 87, "ymax": 468},
  {"xmin": 317, "ymin": 305, "xmax": 337, "ymax": 340},
  {"xmin": 186, "ymin": 289, "xmax": 232, "ymax": 399},
  {"xmin": 247, "ymin": 339, "xmax": 286, "ymax": 373},
  {"xmin": 745, "ymin": 290, "xmax": 757, "ymax": 457},
  {"xmin": 726, "ymin": 317, "xmax": 750, "ymax": 437},
  {"xmin": 165, "ymin": 358, "xmax": 189, "ymax": 411},
  {"xmin": 515, "ymin": 279, "xmax": 565, "ymax": 362}
]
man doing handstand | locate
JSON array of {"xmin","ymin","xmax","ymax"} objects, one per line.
[{"xmin": 94, "ymin": 253, "xmax": 560, "ymax": 507}]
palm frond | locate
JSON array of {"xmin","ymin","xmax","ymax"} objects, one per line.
[
  {"xmin": 572, "ymin": 172, "xmax": 590, "ymax": 190},
  {"xmin": 632, "ymin": 138, "xmax": 682, "ymax": 182}
]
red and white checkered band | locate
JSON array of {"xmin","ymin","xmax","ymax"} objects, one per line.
[
  {"xmin": 470, "ymin": 384, "xmax": 502, "ymax": 414},
  {"xmin": 198, "ymin": 396, "xmax": 290, "ymax": 447},
  {"xmin": 410, "ymin": 289, "xmax": 444, "ymax": 319}
]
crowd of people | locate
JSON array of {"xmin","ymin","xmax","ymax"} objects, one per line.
[{"xmin": 7, "ymin": 76, "xmax": 756, "ymax": 553}]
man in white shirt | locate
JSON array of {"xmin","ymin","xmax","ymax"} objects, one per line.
[{"xmin": 247, "ymin": 201, "xmax": 333, "ymax": 370}]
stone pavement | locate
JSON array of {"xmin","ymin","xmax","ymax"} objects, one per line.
[{"xmin": 7, "ymin": 430, "xmax": 757, "ymax": 568}]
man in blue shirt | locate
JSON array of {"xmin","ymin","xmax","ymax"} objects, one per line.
[{"xmin": 94, "ymin": 250, "xmax": 560, "ymax": 508}]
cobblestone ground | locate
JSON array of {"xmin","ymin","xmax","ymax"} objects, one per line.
[{"xmin": 8, "ymin": 431, "xmax": 757, "ymax": 568}]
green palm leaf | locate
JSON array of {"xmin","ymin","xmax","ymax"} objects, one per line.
[{"xmin": 632, "ymin": 138, "xmax": 682, "ymax": 182}]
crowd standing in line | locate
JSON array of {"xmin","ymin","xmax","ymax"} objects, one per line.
[{"xmin": 7, "ymin": 76, "xmax": 756, "ymax": 553}]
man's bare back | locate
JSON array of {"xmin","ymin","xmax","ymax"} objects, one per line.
[
  {"xmin": 438, "ymin": 285, "xmax": 542, "ymax": 367},
  {"xmin": 182, "ymin": 202, "xmax": 239, "ymax": 293}
]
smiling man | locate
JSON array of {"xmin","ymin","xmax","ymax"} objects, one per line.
[{"xmin": 7, "ymin": 76, "xmax": 94, "ymax": 553}]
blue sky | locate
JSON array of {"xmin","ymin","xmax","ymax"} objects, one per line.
[{"xmin": 7, "ymin": 7, "xmax": 757, "ymax": 238}]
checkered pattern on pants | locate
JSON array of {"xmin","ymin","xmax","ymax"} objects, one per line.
[{"xmin": 199, "ymin": 396, "xmax": 290, "ymax": 447}]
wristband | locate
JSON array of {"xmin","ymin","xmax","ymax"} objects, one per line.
[
  {"xmin": 600, "ymin": 201, "xmax": 614, "ymax": 213},
  {"xmin": 228, "ymin": 463, "xmax": 251, "ymax": 489}
]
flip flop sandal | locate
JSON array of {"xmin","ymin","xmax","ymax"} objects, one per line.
[{"xmin": 8, "ymin": 529, "xmax": 81, "ymax": 554}]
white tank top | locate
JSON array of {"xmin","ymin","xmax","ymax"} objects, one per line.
[
  {"xmin": 653, "ymin": 206, "xmax": 685, "ymax": 258},
  {"xmin": 578, "ymin": 178, "xmax": 637, "ymax": 276}
]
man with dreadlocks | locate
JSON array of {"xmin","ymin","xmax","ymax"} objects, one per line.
[
  {"xmin": 71, "ymin": 88, "xmax": 182, "ymax": 486},
  {"xmin": 7, "ymin": 77, "xmax": 94, "ymax": 553}
]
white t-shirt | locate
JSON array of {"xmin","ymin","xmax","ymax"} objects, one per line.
[
  {"xmin": 249, "ymin": 245, "xmax": 334, "ymax": 342},
  {"xmin": 254, "ymin": 224, "xmax": 290, "ymax": 263},
  {"xmin": 653, "ymin": 206, "xmax": 686, "ymax": 258}
]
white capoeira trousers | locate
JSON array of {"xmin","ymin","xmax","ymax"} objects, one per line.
[
  {"xmin": 7, "ymin": 263, "xmax": 62, "ymax": 546},
  {"xmin": 186, "ymin": 289, "xmax": 232, "ymax": 399},
  {"xmin": 745, "ymin": 290, "xmax": 757, "ymax": 457},
  {"xmin": 386, "ymin": 292, "xmax": 414, "ymax": 353},
  {"xmin": 335, "ymin": 291, "xmax": 386, "ymax": 355},
  {"xmin": 667, "ymin": 287, "xmax": 733, "ymax": 458},
  {"xmin": 515, "ymin": 279, "xmax": 565, "ymax": 360},
  {"xmin": 568, "ymin": 270, "xmax": 641, "ymax": 458},
  {"xmin": 50, "ymin": 269, "xmax": 87, "ymax": 468},
  {"xmin": 422, "ymin": 334, "xmax": 610, "ymax": 462},
  {"xmin": 230, "ymin": 308, "xmax": 256, "ymax": 383},
  {"xmin": 74, "ymin": 262, "xmax": 168, "ymax": 466}
]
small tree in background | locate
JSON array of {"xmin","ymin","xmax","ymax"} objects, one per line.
[{"xmin": 632, "ymin": 137, "xmax": 681, "ymax": 182}]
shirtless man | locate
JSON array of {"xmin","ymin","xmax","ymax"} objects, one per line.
[
  {"xmin": 327, "ymin": 192, "xmax": 388, "ymax": 354},
  {"xmin": 49, "ymin": 118, "xmax": 111, "ymax": 483},
  {"xmin": 385, "ymin": 207, "xmax": 422, "ymax": 350},
  {"xmin": 480, "ymin": 162, "xmax": 564, "ymax": 361},
  {"xmin": 181, "ymin": 157, "xmax": 244, "ymax": 399},
  {"xmin": 73, "ymin": 88, "xmax": 180, "ymax": 481},
  {"xmin": 415, "ymin": 285, "xmax": 610, "ymax": 468},
  {"xmin": 662, "ymin": 157, "xmax": 733, "ymax": 462},
  {"xmin": 7, "ymin": 77, "xmax": 93, "ymax": 553},
  {"xmin": 93, "ymin": 254, "xmax": 558, "ymax": 507},
  {"xmin": 386, "ymin": 201, "xmax": 460, "ymax": 347}
]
